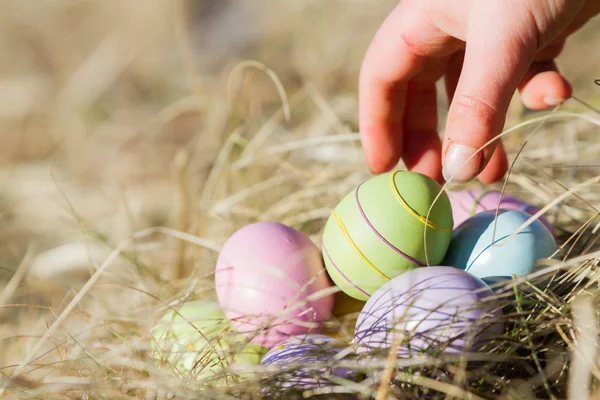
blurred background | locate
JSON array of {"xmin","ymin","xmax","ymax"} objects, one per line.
[
  {"xmin": 0, "ymin": 0, "xmax": 385, "ymax": 261},
  {"xmin": 0, "ymin": 0, "xmax": 599, "ymax": 395}
]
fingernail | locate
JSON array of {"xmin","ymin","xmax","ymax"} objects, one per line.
[
  {"xmin": 442, "ymin": 144, "xmax": 482, "ymax": 184},
  {"xmin": 543, "ymin": 96, "xmax": 565, "ymax": 107}
]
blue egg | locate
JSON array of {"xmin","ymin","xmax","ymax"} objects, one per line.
[{"xmin": 443, "ymin": 209, "xmax": 557, "ymax": 281}]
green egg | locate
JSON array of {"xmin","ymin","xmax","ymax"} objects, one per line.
[
  {"xmin": 151, "ymin": 300, "xmax": 266, "ymax": 385},
  {"xmin": 322, "ymin": 171, "xmax": 453, "ymax": 301}
]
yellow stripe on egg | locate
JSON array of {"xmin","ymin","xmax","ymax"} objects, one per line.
[
  {"xmin": 330, "ymin": 210, "xmax": 391, "ymax": 281},
  {"xmin": 389, "ymin": 171, "xmax": 452, "ymax": 232}
]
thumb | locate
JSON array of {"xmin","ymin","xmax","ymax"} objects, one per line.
[{"xmin": 441, "ymin": 5, "xmax": 538, "ymax": 184}]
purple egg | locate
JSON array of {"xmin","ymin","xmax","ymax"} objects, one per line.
[
  {"xmin": 354, "ymin": 267, "xmax": 503, "ymax": 357},
  {"xmin": 448, "ymin": 190, "xmax": 553, "ymax": 234},
  {"xmin": 261, "ymin": 334, "xmax": 353, "ymax": 390}
]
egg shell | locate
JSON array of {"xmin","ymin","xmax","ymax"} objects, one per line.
[
  {"xmin": 448, "ymin": 190, "xmax": 553, "ymax": 234},
  {"xmin": 332, "ymin": 290, "xmax": 366, "ymax": 319},
  {"xmin": 354, "ymin": 267, "xmax": 503, "ymax": 357},
  {"xmin": 322, "ymin": 171, "xmax": 454, "ymax": 301},
  {"xmin": 151, "ymin": 300, "xmax": 267, "ymax": 384},
  {"xmin": 325, "ymin": 291, "xmax": 366, "ymax": 341},
  {"xmin": 215, "ymin": 222, "xmax": 334, "ymax": 348},
  {"xmin": 261, "ymin": 334, "xmax": 353, "ymax": 390},
  {"xmin": 443, "ymin": 209, "xmax": 558, "ymax": 281}
]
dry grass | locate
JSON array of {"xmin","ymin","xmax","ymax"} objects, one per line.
[{"xmin": 0, "ymin": 1, "xmax": 599, "ymax": 399}]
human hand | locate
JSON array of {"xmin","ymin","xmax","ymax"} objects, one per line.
[{"xmin": 359, "ymin": 0, "xmax": 600, "ymax": 184}]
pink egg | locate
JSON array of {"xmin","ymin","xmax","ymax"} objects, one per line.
[
  {"xmin": 215, "ymin": 222, "xmax": 334, "ymax": 348},
  {"xmin": 447, "ymin": 190, "xmax": 553, "ymax": 234}
]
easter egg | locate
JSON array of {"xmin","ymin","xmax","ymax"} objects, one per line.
[
  {"xmin": 327, "ymin": 291, "xmax": 366, "ymax": 342},
  {"xmin": 443, "ymin": 209, "xmax": 558, "ymax": 281},
  {"xmin": 332, "ymin": 290, "xmax": 366, "ymax": 319},
  {"xmin": 448, "ymin": 190, "xmax": 553, "ymax": 234},
  {"xmin": 215, "ymin": 222, "xmax": 334, "ymax": 348},
  {"xmin": 261, "ymin": 334, "xmax": 353, "ymax": 390},
  {"xmin": 322, "ymin": 170, "xmax": 454, "ymax": 301},
  {"xmin": 354, "ymin": 267, "xmax": 503, "ymax": 356},
  {"xmin": 151, "ymin": 300, "xmax": 266, "ymax": 384}
]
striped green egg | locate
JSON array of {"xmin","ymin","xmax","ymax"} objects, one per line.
[{"xmin": 322, "ymin": 171, "xmax": 453, "ymax": 301}]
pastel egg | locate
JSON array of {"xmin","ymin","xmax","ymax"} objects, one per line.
[
  {"xmin": 448, "ymin": 189, "xmax": 553, "ymax": 234},
  {"xmin": 354, "ymin": 267, "xmax": 503, "ymax": 356},
  {"xmin": 326, "ymin": 291, "xmax": 366, "ymax": 342},
  {"xmin": 443, "ymin": 209, "xmax": 558, "ymax": 281},
  {"xmin": 332, "ymin": 290, "xmax": 366, "ymax": 319},
  {"xmin": 322, "ymin": 170, "xmax": 454, "ymax": 301},
  {"xmin": 215, "ymin": 222, "xmax": 334, "ymax": 348},
  {"xmin": 261, "ymin": 334, "xmax": 353, "ymax": 390},
  {"xmin": 151, "ymin": 300, "xmax": 266, "ymax": 384}
]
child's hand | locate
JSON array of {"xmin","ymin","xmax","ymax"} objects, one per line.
[{"xmin": 359, "ymin": 0, "xmax": 600, "ymax": 184}]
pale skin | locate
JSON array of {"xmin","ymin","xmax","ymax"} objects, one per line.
[{"xmin": 359, "ymin": 0, "xmax": 600, "ymax": 184}]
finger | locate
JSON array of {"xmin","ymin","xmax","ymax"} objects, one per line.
[
  {"xmin": 358, "ymin": 71, "xmax": 407, "ymax": 174},
  {"xmin": 359, "ymin": 2, "xmax": 453, "ymax": 174},
  {"xmin": 478, "ymin": 141, "xmax": 508, "ymax": 184},
  {"xmin": 444, "ymin": 51, "xmax": 464, "ymax": 103},
  {"xmin": 402, "ymin": 81, "xmax": 443, "ymax": 183},
  {"xmin": 534, "ymin": 40, "xmax": 565, "ymax": 61},
  {"xmin": 518, "ymin": 41, "xmax": 571, "ymax": 109},
  {"xmin": 519, "ymin": 64, "xmax": 572, "ymax": 109},
  {"xmin": 359, "ymin": 5, "xmax": 423, "ymax": 173},
  {"xmin": 441, "ymin": 6, "xmax": 537, "ymax": 184}
]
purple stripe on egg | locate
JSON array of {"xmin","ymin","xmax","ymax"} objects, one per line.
[
  {"xmin": 355, "ymin": 183, "xmax": 426, "ymax": 267},
  {"xmin": 322, "ymin": 240, "xmax": 370, "ymax": 298}
]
